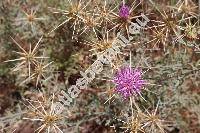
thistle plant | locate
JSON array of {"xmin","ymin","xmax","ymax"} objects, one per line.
[
  {"xmin": 23, "ymin": 93, "xmax": 67, "ymax": 133},
  {"xmin": 48, "ymin": 0, "xmax": 92, "ymax": 38},
  {"xmin": 153, "ymin": 11, "xmax": 179, "ymax": 36},
  {"xmin": 95, "ymin": 0, "xmax": 117, "ymax": 26},
  {"xmin": 182, "ymin": 20, "xmax": 199, "ymax": 41},
  {"xmin": 4, "ymin": 36, "xmax": 49, "ymax": 84},
  {"xmin": 114, "ymin": 98, "xmax": 167, "ymax": 133},
  {"xmin": 86, "ymin": 30, "xmax": 117, "ymax": 56},
  {"xmin": 170, "ymin": 0, "xmax": 198, "ymax": 19},
  {"xmin": 140, "ymin": 102, "xmax": 166, "ymax": 133},
  {"xmin": 1, "ymin": 0, "xmax": 200, "ymax": 132},
  {"xmin": 111, "ymin": 0, "xmax": 142, "ymax": 36},
  {"xmin": 120, "ymin": 113, "xmax": 145, "ymax": 133},
  {"xmin": 148, "ymin": 8, "xmax": 187, "ymax": 51},
  {"xmin": 79, "ymin": 10, "xmax": 101, "ymax": 38},
  {"xmin": 15, "ymin": 7, "xmax": 45, "ymax": 34},
  {"xmin": 146, "ymin": 26, "xmax": 166, "ymax": 50},
  {"xmin": 22, "ymin": 59, "xmax": 54, "ymax": 86}
]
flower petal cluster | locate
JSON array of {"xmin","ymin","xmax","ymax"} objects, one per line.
[
  {"xmin": 119, "ymin": 4, "xmax": 130, "ymax": 18},
  {"xmin": 113, "ymin": 66, "xmax": 146, "ymax": 98}
]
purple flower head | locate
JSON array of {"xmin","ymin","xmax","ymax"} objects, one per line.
[
  {"xmin": 113, "ymin": 66, "xmax": 146, "ymax": 99},
  {"xmin": 119, "ymin": 4, "xmax": 130, "ymax": 19}
]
